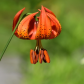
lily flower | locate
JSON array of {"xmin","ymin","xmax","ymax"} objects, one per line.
[{"xmin": 12, "ymin": 6, "xmax": 61, "ymax": 64}]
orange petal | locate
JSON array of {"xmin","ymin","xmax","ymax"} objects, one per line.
[
  {"xmin": 17, "ymin": 12, "xmax": 38, "ymax": 39},
  {"xmin": 46, "ymin": 12, "xmax": 61, "ymax": 39},
  {"xmin": 44, "ymin": 6, "xmax": 56, "ymax": 17},
  {"xmin": 44, "ymin": 50, "xmax": 50, "ymax": 63},
  {"xmin": 29, "ymin": 21, "xmax": 38, "ymax": 40},
  {"xmin": 44, "ymin": 15, "xmax": 52, "ymax": 39},
  {"xmin": 12, "ymin": 8, "xmax": 25, "ymax": 37},
  {"xmin": 35, "ymin": 6, "xmax": 45, "ymax": 39},
  {"xmin": 35, "ymin": 6, "xmax": 52, "ymax": 39}
]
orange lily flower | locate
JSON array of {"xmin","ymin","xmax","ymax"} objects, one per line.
[{"xmin": 12, "ymin": 6, "xmax": 61, "ymax": 64}]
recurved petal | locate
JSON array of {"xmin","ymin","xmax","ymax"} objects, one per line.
[
  {"xmin": 46, "ymin": 12, "xmax": 61, "ymax": 39},
  {"xmin": 44, "ymin": 6, "xmax": 56, "ymax": 17},
  {"xmin": 12, "ymin": 8, "xmax": 25, "ymax": 37},
  {"xmin": 35, "ymin": 6, "xmax": 52, "ymax": 39},
  {"xmin": 17, "ymin": 12, "xmax": 38, "ymax": 39},
  {"xmin": 35, "ymin": 6, "xmax": 46, "ymax": 39}
]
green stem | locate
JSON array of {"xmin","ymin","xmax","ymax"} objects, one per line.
[{"xmin": 0, "ymin": 13, "xmax": 31, "ymax": 61}]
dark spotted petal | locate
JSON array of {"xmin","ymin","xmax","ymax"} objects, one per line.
[
  {"xmin": 17, "ymin": 12, "xmax": 38, "ymax": 39},
  {"xmin": 12, "ymin": 8, "xmax": 25, "ymax": 37}
]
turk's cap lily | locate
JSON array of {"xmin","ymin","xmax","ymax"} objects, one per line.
[
  {"xmin": 12, "ymin": 6, "xmax": 61, "ymax": 64},
  {"xmin": 12, "ymin": 6, "xmax": 61, "ymax": 40}
]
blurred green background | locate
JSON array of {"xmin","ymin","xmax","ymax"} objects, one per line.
[{"xmin": 0, "ymin": 0, "xmax": 84, "ymax": 84}]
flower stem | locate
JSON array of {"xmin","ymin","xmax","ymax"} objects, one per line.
[{"xmin": 0, "ymin": 13, "xmax": 31, "ymax": 61}]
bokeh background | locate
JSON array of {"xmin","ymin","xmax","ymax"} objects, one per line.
[{"xmin": 0, "ymin": 0, "xmax": 84, "ymax": 84}]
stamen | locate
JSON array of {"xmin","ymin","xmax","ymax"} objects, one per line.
[
  {"xmin": 38, "ymin": 40, "xmax": 43, "ymax": 49},
  {"xmin": 38, "ymin": 9, "xmax": 41, "ymax": 12},
  {"xmin": 39, "ymin": 50, "xmax": 44, "ymax": 63},
  {"xmin": 34, "ymin": 40, "xmax": 39, "ymax": 52},
  {"xmin": 30, "ymin": 40, "xmax": 50, "ymax": 64},
  {"xmin": 30, "ymin": 49, "xmax": 34, "ymax": 64},
  {"xmin": 44, "ymin": 50, "xmax": 50, "ymax": 63}
]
